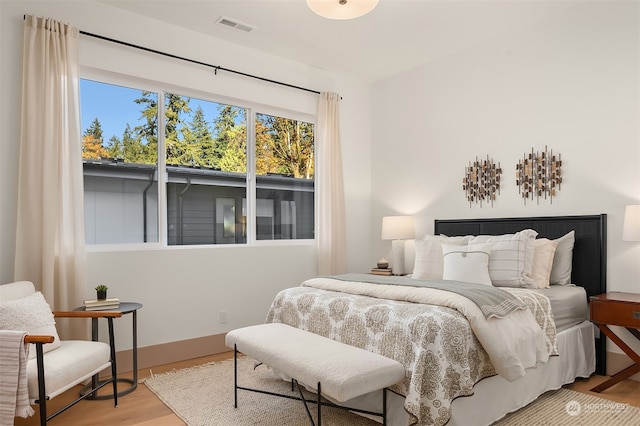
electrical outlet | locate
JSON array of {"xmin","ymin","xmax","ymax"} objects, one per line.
[{"xmin": 220, "ymin": 310, "xmax": 228, "ymax": 324}]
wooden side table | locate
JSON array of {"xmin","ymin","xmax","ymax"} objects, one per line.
[{"xmin": 589, "ymin": 292, "xmax": 640, "ymax": 392}]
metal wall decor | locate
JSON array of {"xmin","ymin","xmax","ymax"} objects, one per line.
[
  {"xmin": 462, "ymin": 156, "xmax": 502, "ymax": 207},
  {"xmin": 516, "ymin": 146, "xmax": 562, "ymax": 204}
]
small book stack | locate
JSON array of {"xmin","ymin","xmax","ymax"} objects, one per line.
[
  {"xmin": 370, "ymin": 268, "xmax": 393, "ymax": 276},
  {"xmin": 84, "ymin": 298, "xmax": 120, "ymax": 311}
]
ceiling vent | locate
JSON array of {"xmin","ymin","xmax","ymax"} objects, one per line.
[{"xmin": 216, "ymin": 16, "xmax": 255, "ymax": 33}]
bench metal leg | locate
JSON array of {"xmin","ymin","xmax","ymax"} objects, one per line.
[
  {"xmin": 294, "ymin": 379, "xmax": 317, "ymax": 426},
  {"xmin": 383, "ymin": 387, "xmax": 387, "ymax": 426},
  {"xmin": 232, "ymin": 352, "xmax": 392, "ymax": 426},
  {"xmin": 317, "ymin": 382, "xmax": 322, "ymax": 426},
  {"xmin": 233, "ymin": 345, "xmax": 238, "ymax": 408}
]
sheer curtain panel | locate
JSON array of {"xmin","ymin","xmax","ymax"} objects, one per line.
[
  {"xmin": 316, "ymin": 92, "xmax": 346, "ymax": 275},
  {"xmin": 15, "ymin": 16, "xmax": 87, "ymax": 338}
]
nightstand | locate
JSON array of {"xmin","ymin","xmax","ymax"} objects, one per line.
[
  {"xmin": 589, "ymin": 292, "xmax": 640, "ymax": 393},
  {"xmin": 75, "ymin": 302, "xmax": 143, "ymax": 399}
]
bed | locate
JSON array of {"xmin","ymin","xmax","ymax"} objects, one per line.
[{"xmin": 264, "ymin": 215, "xmax": 606, "ymax": 425}]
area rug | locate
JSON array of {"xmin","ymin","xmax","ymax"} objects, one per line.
[
  {"xmin": 144, "ymin": 356, "xmax": 378, "ymax": 425},
  {"xmin": 144, "ymin": 356, "xmax": 640, "ymax": 425}
]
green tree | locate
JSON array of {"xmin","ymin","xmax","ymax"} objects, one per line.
[
  {"xmin": 133, "ymin": 91, "xmax": 159, "ymax": 165},
  {"xmin": 84, "ymin": 118, "xmax": 104, "ymax": 141},
  {"xmin": 106, "ymin": 135, "xmax": 123, "ymax": 160},
  {"xmin": 212, "ymin": 105, "xmax": 245, "ymax": 170},
  {"xmin": 164, "ymin": 94, "xmax": 192, "ymax": 166},
  {"xmin": 218, "ymin": 124, "xmax": 247, "ymax": 173},
  {"xmin": 120, "ymin": 124, "xmax": 143, "ymax": 163},
  {"xmin": 181, "ymin": 106, "xmax": 213, "ymax": 168},
  {"xmin": 184, "ymin": 106, "xmax": 211, "ymax": 143},
  {"xmin": 165, "ymin": 94, "xmax": 191, "ymax": 139}
]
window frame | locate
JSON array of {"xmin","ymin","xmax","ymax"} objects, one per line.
[{"xmin": 80, "ymin": 68, "xmax": 317, "ymax": 251}]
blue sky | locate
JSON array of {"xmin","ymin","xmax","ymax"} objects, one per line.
[{"xmin": 80, "ymin": 79, "xmax": 228, "ymax": 143}]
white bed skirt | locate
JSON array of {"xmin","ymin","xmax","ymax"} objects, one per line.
[{"xmin": 344, "ymin": 320, "xmax": 596, "ymax": 426}]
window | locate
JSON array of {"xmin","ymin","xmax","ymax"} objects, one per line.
[
  {"xmin": 80, "ymin": 78, "xmax": 315, "ymax": 246},
  {"xmin": 163, "ymin": 93, "xmax": 248, "ymax": 245},
  {"xmin": 81, "ymin": 80, "xmax": 159, "ymax": 244},
  {"xmin": 255, "ymin": 113, "xmax": 314, "ymax": 240}
]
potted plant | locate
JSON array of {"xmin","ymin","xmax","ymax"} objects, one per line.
[{"xmin": 95, "ymin": 284, "xmax": 108, "ymax": 300}]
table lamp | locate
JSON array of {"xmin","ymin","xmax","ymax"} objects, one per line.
[
  {"xmin": 622, "ymin": 204, "xmax": 640, "ymax": 241},
  {"xmin": 382, "ymin": 215, "xmax": 415, "ymax": 275}
]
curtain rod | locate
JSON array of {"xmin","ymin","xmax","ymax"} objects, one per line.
[
  {"xmin": 23, "ymin": 15, "xmax": 321, "ymax": 95},
  {"xmin": 82, "ymin": 31, "xmax": 322, "ymax": 95}
]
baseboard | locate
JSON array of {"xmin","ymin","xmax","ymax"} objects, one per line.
[
  {"xmin": 113, "ymin": 336, "xmax": 640, "ymax": 383},
  {"xmin": 607, "ymin": 351, "xmax": 640, "ymax": 382},
  {"xmin": 114, "ymin": 333, "xmax": 229, "ymax": 374}
]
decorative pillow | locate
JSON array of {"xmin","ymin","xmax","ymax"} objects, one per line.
[
  {"xmin": 549, "ymin": 231, "xmax": 575, "ymax": 285},
  {"xmin": 531, "ymin": 238, "xmax": 558, "ymax": 289},
  {"xmin": 469, "ymin": 229, "xmax": 538, "ymax": 288},
  {"xmin": 442, "ymin": 243, "xmax": 493, "ymax": 286},
  {"xmin": 0, "ymin": 292, "xmax": 61, "ymax": 359},
  {"xmin": 412, "ymin": 235, "xmax": 470, "ymax": 280}
]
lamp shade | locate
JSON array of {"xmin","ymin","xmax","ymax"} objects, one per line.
[
  {"xmin": 306, "ymin": 0, "xmax": 379, "ymax": 20},
  {"xmin": 622, "ymin": 204, "xmax": 640, "ymax": 241},
  {"xmin": 381, "ymin": 216, "xmax": 415, "ymax": 240}
]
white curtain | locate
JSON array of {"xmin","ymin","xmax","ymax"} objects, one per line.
[
  {"xmin": 316, "ymin": 92, "xmax": 347, "ymax": 275},
  {"xmin": 15, "ymin": 16, "xmax": 87, "ymax": 338}
]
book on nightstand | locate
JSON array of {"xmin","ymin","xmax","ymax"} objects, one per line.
[
  {"xmin": 83, "ymin": 297, "xmax": 120, "ymax": 310},
  {"xmin": 85, "ymin": 304, "xmax": 120, "ymax": 311},
  {"xmin": 370, "ymin": 268, "xmax": 393, "ymax": 276}
]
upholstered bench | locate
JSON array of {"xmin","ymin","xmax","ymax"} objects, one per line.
[{"xmin": 225, "ymin": 323, "xmax": 405, "ymax": 426}]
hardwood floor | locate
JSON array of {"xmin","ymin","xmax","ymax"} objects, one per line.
[
  {"xmin": 14, "ymin": 352, "xmax": 231, "ymax": 426},
  {"xmin": 14, "ymin": 352, "xmax": 640, "ymax": 426},
  {"xmin": 565, "ymin": 375, "xmax": 640, "ymax": 408}
]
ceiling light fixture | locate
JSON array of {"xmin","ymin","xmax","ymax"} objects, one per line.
[{"xmin": 307, "ymin": 0, "xmax": 379, "ymax": 20}]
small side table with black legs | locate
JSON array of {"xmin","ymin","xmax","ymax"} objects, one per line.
[{"xmin": 75, "ymin": 302, "xmax": 143, "ymax": 399}]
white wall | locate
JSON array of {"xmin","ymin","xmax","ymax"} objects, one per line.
[
  {"xmin": 371, "ymin": 1, "xmax": 640, "ymax": 357},
  {"xmin": 0, "ymin": 1, "xmax": 373, "ymax": 351}
]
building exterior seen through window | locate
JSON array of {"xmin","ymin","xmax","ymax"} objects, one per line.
[{"xmin": 81, "ymin": 79, "xmax": 315, "ymax": 245}]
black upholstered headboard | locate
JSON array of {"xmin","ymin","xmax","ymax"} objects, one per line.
[{"xmin": 434, "ymin": 214, "xmax": 607, "ymax": 374}]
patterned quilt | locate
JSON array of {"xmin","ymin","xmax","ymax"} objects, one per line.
[{"xmin": 264, "ymin": 278, "xmax": 557, "ymax": 426}]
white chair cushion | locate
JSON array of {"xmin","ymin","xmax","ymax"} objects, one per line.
[{"xmin": 26, "ymin": 340, "xmax": 111, "ymax": 400}]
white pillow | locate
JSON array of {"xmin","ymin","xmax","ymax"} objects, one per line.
[
  {"xmin": 469, "ymin": 229, "xmax": 538, "ymax": 288},
  {"xmin": 550, "ymin": 231, "xmax": 575, "ymax": 285},
  {"xmin": 442, "ymin": 243, "xmax": 493, "ymax": 286},
  {"xmin": 412, "ymin": 235, "xmax": 470, "ymax": 280},
  {"xmin": 0, "ymin": 292, "xmax": 61, "ymax": 359},
  {"xmin": 531, "ymin": 238, "xmax": 558, "ymax": 289}
]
